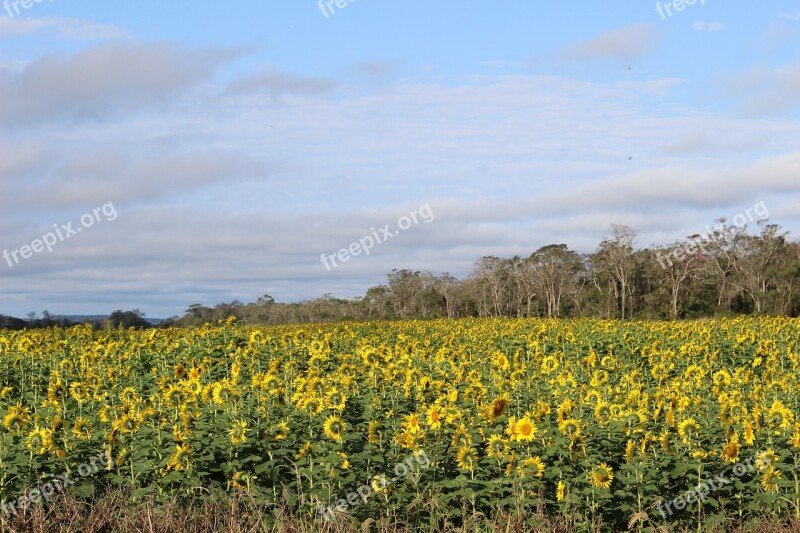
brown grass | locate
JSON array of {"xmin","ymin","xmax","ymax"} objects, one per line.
[{"xmin": 2, "ymin": 489, "xmax": 800, "ymax": 532}]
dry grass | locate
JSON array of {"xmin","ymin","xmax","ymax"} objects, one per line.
[{"xmin": 2, "ymin": 489, "xmax": 800, "ymax": 532}]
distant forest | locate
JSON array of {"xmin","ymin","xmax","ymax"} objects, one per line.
[{"xmin": 4, "ymin": 219, "xmax": 800, "ymax": 330}]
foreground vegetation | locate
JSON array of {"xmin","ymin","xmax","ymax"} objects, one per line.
[{"xmin": 2, "ymin": 317, "xmax": 800, "ymax": 531}]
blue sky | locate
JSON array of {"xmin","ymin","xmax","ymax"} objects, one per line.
[{"xmin": 2, "ymin": 1, "xmax": 800, "ymax": 318}]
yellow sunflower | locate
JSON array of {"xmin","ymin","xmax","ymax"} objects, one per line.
[
  {"xmin": 589, "ymin": 462, "xmax": 614, "ymax": 489},
  {"xmin": 166, "ymin": 443, "xmax": 192, "ymax": 472},
  {"xmin": 72, "ymin": 417, "xmax": 92, "ymax": 440},
  {"xmin": 2, "ymin": 404, "xmax": 30, "ymax": 433},
  {"xmin": 517, "ymin": 456, "xmax": 545, "ymax": 478},
  {"xmin": 678, "ymin": 418, "xmax": 701, "ymax": 444},
  {"xmin": 426, "ymin": 405, "xmax": 442, "ymax": 430},
  {"xmin": 456, "ymin": 446, "xmax": 478, "ymax": 472},
  {"xmin": 228, "ymin": 419, "xmax": 248, "ymax": 445},
  {"xmin": 721, "ymin": 437, "xmax": 740, "ymax": 463},
  {"xmin": 323, "ymin": 415, "xmax": 346, "ymax": 443},
  {"xmin": 514, "ymin": 417, "xmax": 538, "ymax": 442},
  {"xmin": 26, "ymin": 426, "xmax": 53, "ymax": 455},
  {"xmin": 485, "ymin": 434, "xmax": 507, "ymax": 459},
  {"xmin": 761, "ymin": 468, "xmax": 781, "ymax": 493},
  {"xmin": 556, "ymin": 480, "xmax": 566, "ymax": 501}
]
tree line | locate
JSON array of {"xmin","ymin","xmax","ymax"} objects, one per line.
[
  {"xmin": 4, "ymin": 218, "xmax": 797, "ymax": 329},
  {"xmin": 0, "ymin": 310, "xmax": 154, "ymax": 331},
  {"xmin": 164, "ymin": 218, "xmax": 800, "ymax": 326}
]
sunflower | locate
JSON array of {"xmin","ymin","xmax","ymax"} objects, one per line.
[
  {"xmin": 402, "ymin": 413, "xmax": 422, "ymax": 434},
  {"xmin": 589, "ymin": 462, "xmax": 614, "ymax": 489},
  {"xmin": 756, "ymin": 449, "xmax": 779, "ymax": 471},
  {"xmin": 271, "ymin": 421, "xmax": 289, "ymax": 441},
  {"xmin": 26, "ymin": 426, "xmax": 53, "ymax": 455},
  {"xmin": 678, "ymin": 418, "xmax": 701, "ymax": 444},
  {"xmin": 323, "ymin": 415, "xmax": 346, "ymax": 443},
  {"xmin": 624, "ymin": 439, "xmax": 636, "ymax": 462},
  {"xmin": 325, "ymin": 388, "xmax": 347, "ymax": 411},
  {"xmin": 517, "ymin": 456, "xmax": 545, "ymax": 478},
  {"xmin": 69, "ymin": 382, "xmax": 90, "ymax": 403},
  {"xmin": 491, "ymin": 395, "xmax": 509, "ymax": 419},
  {"xmin": 789, "ymin": 431, "xmax": 800, "ymax": 449},
  {"xmin": 72, "ymin": 418, "xmax": 92, "ymax": 440},
  {"xmin": 619, "ymin": 409, "xmax": 647, "ymax": 436},
  {"xmin": 2, "ymin": 404, "xmax": 30, "ymax": 433},
  {"xmin": 485, "ymin": 434, "xmax": 507, "ymax": 459},
  {"xmin": 456, "ymin": 445, "xmax": 478, "ymax": 472},
  {"xmin": 540, "ymin": 356, "xmax": 558, "ymax": 374},
  {"xmin": 514, "ymin": 417, "xmax": 538, "ymax": 442},
  {"xmin": 47, "ymin": 381, "xmax": 66, "ymax": 403},
  {"xmin": 743, "ymin": 421, "xmax": 756, "ymax": 445},
  {"xmin": 370, "ymin": 474, "xmax": 390, "ymax": 494},
  {"xmin": 336, "ymin": 451, "xmax": 351, "ymax": 469},
  {"xmin": 367, "ymin": 419, "xmax": 381, "ymax": 444},
  {"xmin": 505, "ymin": 416, "xmax": 519, "ymax": 440},
  {"xmin": 451, "ymin": 423, "xmax": 473, "ymax": 448},
  {"xmin": 228, "ymin": 419, "xmax": 248, "ymax": 445},
  {"xmin": 426, "ymin": 405, "xmax": 442, "ymax": 430},
  {"xmin": 119, "ymin": 387, "xmax": 140, "ymax": 405},
  {"xmin": 162, "ymin": 384, "xmax": 184, "ymax": 407},
  {"xmin": 231, "ymin": 470, "xmax": 254, "ymax": 490},
  {"xmin": 295, "ymin": 441, "xmax": 312, "ymax": 460},
  {"xmin": 767, "ymin": 401, "xmax": 794, "ymax": 431},
  {"xmin": 761, "ymin": 468, "xmax": 781, "ymax": 493},
  {"xmin": 556, "ymin": 480, "xmax": 566, "ymax": 501},
  {"xmin": 211, "ymin": 381, "xmax": 238, "ymax": 405},
  {"xmin": 584, "ymin": 390, "xmax": 602, "ymax": 406},
  {"xmin": 171, "ymin": 423, "xmax": 190, "ymax": 442},
  {"xmin": 166, "ymin": 443, "xmax": 192, "ymax": 472},
  {"xmin": 361, "ymin": 349, "xmax": 382, "ymax": 368},
  {"xmin": 721, "ymin": 437, "xmax": 740, "ymax": 463},
  {"xmin": 494, "ymin": 353, "xmax": 510, "ymax": 371},
  {"xmin": 594, "ymin": 402, "xmax": 612, "ymax": 425},
  {"xmin": 558, "ymin": 418, "xmax": 582, "ymax": 439},
  {"xmin": 114, "ymin": 414, "xmax": 140, "ymax": 434}
]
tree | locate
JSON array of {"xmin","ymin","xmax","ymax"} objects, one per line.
[
  {"xmin": 387, "ymin": 270, "xmax": 424, "ymax": 319},
  {"xmin": 108, "ymin": 309, "xmax": 152, "ymax": 329},
  {"xmin": 591, "ymin": 225, "xmax": 638, "ymax": 319},
  {"xmin": 472, "ymin": 256, "xmax": 513, "ymax": 317},
  {"xmin": 731, "ymin": 224, "xmax": 787, "ymax": 314},
  {"xmin": 528, "ymin": 244, "xmax": 582, "ymax": 318},
  {"xmin": 653, "ymin": 241, "xmax": 703, "ymax": 320}
]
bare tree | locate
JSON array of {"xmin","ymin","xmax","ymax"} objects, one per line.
[
  {"xmin": 591, "ymin": 225, "xmax": 638, "ymax": 319},
  {"xmin": 528, "ymin": 244, "xmax": 582, "ymax": 318}
]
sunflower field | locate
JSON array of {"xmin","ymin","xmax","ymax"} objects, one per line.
[{"xmin": 2, "ymin": 317, "xmax": 800, "ymax": 530}]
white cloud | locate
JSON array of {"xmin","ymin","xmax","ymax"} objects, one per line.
[
  {"xmin": 0, "ymin": 43, "xmax": 241, "ymax": 126},
  {"xmin": 560, "ymin": 24, "xmax": 661, "ymax": 62},
  {"xmin": 0, "ymin": 17, "xmax": 126, "ymax": 39},
  {"xmin": 2, "ymin": 67, "xmax": 800, "ymax": 316},
  {"xmin": 724, "ymin": 63, "xmax": 800, "ymax": 115},
  {"xmin": 692, "ymin": 22, "xmax": 725, "ymax": 32},
  {"xmin": 779, "ymin": 8, "xmax": 800, "ymax": 21}
]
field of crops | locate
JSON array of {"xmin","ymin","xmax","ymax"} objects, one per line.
[{"xmin": 2, "ymin": 317, "xmax": 800, "ymax": 531}]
